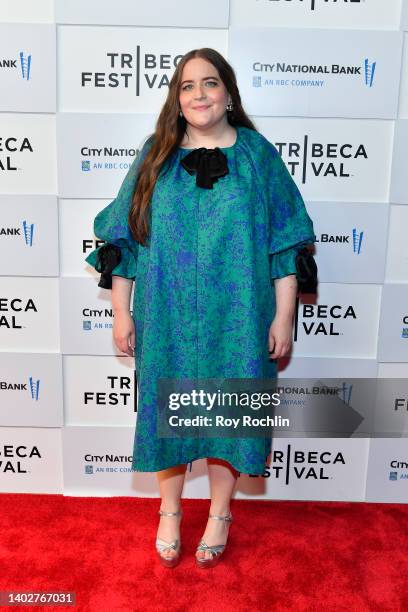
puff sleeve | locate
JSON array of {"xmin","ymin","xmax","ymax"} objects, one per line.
[
  {"xmin": 85, "ymin": 137, "xmax": 153, "ymax": 289},
  {"xmin": 266, "ymin": 142, "xmax": 316, "ymax": 288}
]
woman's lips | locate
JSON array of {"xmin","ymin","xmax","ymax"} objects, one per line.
[{"xmin": 193, "ymin": 105, "xmax": 210, "ymax": 110}]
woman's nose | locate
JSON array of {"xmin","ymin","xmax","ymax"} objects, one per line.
[{"xmin": 194, "ymin": 85, "xmax": 206, "ymax": 99}]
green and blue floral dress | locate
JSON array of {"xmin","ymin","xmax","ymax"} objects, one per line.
[{"xmin": 85, "ymin": 125, "xmax": 315, "ymax": 475}]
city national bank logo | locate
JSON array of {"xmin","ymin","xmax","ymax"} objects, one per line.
[
  {"xmin": 293, "ymin": 301, "xmax": 357, "ymax": 341},
  {"xmin": 84, "ymin": 453, "xmax": 133, "ymax": 474},
  {"xmin": 255, "ymin": 0, "xmax": 362, "ymax": 11},
  {"xmin": 80, "ymin": 145, "xmax": 138, "ymax": 173},
  {"xmin": 0, "ymin": 51, "xmax": 32, "ymax": 80},
  {"xmin": 0, "ymin": 376, "xmax": 41, "ymax": 401},
  {"xmin": 29, "ymin": 376, "xmax": 40, "ymax": 400},
  {"xmin": 0, "ymin": 220, "xmax": 35, "ymax": 246},
  {"xmin": 81, "ymin": 49, "xmax": 183, "ymax": 95},
  {"xmin": 315, "ymin": 228, "xmax": 364, "ymax": 254},
  {"xmin": 83, "ymin": 306, "xmax": 114, "ymax": 331},
  {"xmin": 274, "ymin": 136, "xmax": 368, "ymax": 184},
  {"xmin": 389, "ymin": 459, "xmax": 408, "ymax": 481},
  {"xmin": 23, "ymin": 220, "xmax": 34, "ymax": 246},
  {"xmin": 401, "ymin": 315, "xmax": 408, "ymax": 340},
  {"xmin": 20, "ymin": 52, "xmax": 31, "ymax": 80},
  {"xmin": 252, "ymin": 57, "xmax": 376, "ymax": 90},
  {"xmin": 352, "ymin": 228, "xmax": 363, "ymax": 254},
  {"xmin": 364, "ymin": 59, "xmax": 376, "ymax": 88},
  {"xmin": 339, "ymin": 382, "xmax": 353, "ymax": 406}
]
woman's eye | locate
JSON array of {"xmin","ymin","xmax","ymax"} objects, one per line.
[{"xmin": 181, "ymin": 81, "xmax": 218, "ymax": 91}]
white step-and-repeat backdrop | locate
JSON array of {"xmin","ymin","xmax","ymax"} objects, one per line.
[{"xmin": 1, "ymin": 0, "xmax": 408, "ymax": 502}]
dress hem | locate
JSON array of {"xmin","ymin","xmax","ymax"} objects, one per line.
[{"xmin": 130, "ymin": 452, "xmax": 271, "ymax": 476}]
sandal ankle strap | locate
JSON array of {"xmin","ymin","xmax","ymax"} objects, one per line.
[
  {"xmin": 158, "ymin": 509, "xmax": 182, "ymax": 517},
  {"xmin": 208, "ymin": 511, "xmax": 233, "ymax": 522}
]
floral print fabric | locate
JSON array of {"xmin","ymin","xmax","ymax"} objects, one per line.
[{"xmin": 85, "ymin": 125, "xmax": 315, "ymax": 475}]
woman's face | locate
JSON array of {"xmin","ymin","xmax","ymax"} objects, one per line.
[{"xmin": 179, "ymin": 57, "xmax": 231, "ymax": 131}]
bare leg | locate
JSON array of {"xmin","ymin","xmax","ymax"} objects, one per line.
[
  {"xmin": 196, "ymin": 458, "xmax": 238, "ymax": 561},
  {"xmin": 156, "ymin": 464, "xmax": 187, "ymax": 560}
]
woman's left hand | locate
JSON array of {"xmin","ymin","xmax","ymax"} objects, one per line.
[{"xmin": 268, "ymin": 315, "xmax": 293, "ymax": 359}]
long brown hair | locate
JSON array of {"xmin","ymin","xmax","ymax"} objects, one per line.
[{"xmin": 129, "ymin": 48, "xmax": 257, "ymax": 246}]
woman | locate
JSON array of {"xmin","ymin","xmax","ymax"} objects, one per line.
[{"xmin": 85, "ymin": 48, "xmax": 316, "ymax": 569}]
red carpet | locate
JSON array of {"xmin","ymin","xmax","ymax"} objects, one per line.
[{"xmin": 1, "ymin": 494, "xmax": 407, "ymax": 612}]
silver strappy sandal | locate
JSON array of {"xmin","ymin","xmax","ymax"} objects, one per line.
[
  {"xmin": 155, "ymin": 508, "xmax": 183, "ymax": 568},
  {"xmin": 195, "ymin": 511, "xmax": 233, "ymax": 569}
]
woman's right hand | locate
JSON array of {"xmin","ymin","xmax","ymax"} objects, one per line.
[{"xmin": 113, "ymin": 310, "xmax": 136, "ymax": 356}]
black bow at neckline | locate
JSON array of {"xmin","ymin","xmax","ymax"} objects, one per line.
[{"xmin": 180, "ymin": 146, "xmax": 229, "ymax": 189}]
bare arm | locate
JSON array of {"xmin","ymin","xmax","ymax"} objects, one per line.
[
  {"xmin": 268, "ymin": 274, "xmax": 298, "ymax": 359},
  {"xmin": 112, "ymin": 276, "xmax": 135, "ymax": 357}
]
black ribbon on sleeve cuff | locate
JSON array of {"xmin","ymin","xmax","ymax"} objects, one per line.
[
  {"xmin": 295, "ymin": 247, "xmax": 318, "ymax": 294},
  {"xmin": 95, "ymin": 243, "xmax": 122, "ymax": 289}
]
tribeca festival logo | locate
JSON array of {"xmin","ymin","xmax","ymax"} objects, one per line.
[
  {"xmin": 235, "ymin": 444, "xmax": 346, "ymax": 482},
  {"xmin": 364, "ymin": 58, "xmax": 376, "ymax": 87},
  {"xmin": 274, "ymin": 136, "xmax": 368, "ymax": 184},
  {"xmin": 0, "ymin": 297, "xmax": 38, "ymax": 329},
  {"xmin": 29, "ymin": 376, "xmax": 40, "ymax": 401},
  {"xmin": 83, "ymin": 374, "xmax": 135, "ymax": 411},
  {"xmin": 81, "ymin": 49, "xmax": 183, "ymax": 95},
  {"xmin": 187, "ymin": 444, "xmax": 347, "ymax": 482},
  {"xmin": 0, "ymin": 444, "xmax": 42, "ymax": 474},
  {"xmin": 293, "ymin": 301, "xmax": 357, "ymax": 342},
  {"xmin": 0, "ymin": 135, "xmax": 34, "ymax": 172}
]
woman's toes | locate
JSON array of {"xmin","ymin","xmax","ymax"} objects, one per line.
[
  {"xmin": 196, "ymin": 549, "xmax": 212, "ymax": 561},
  {"xmin": 161, "ymin": 548, "xmax": 176, "ymax": 560}
]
